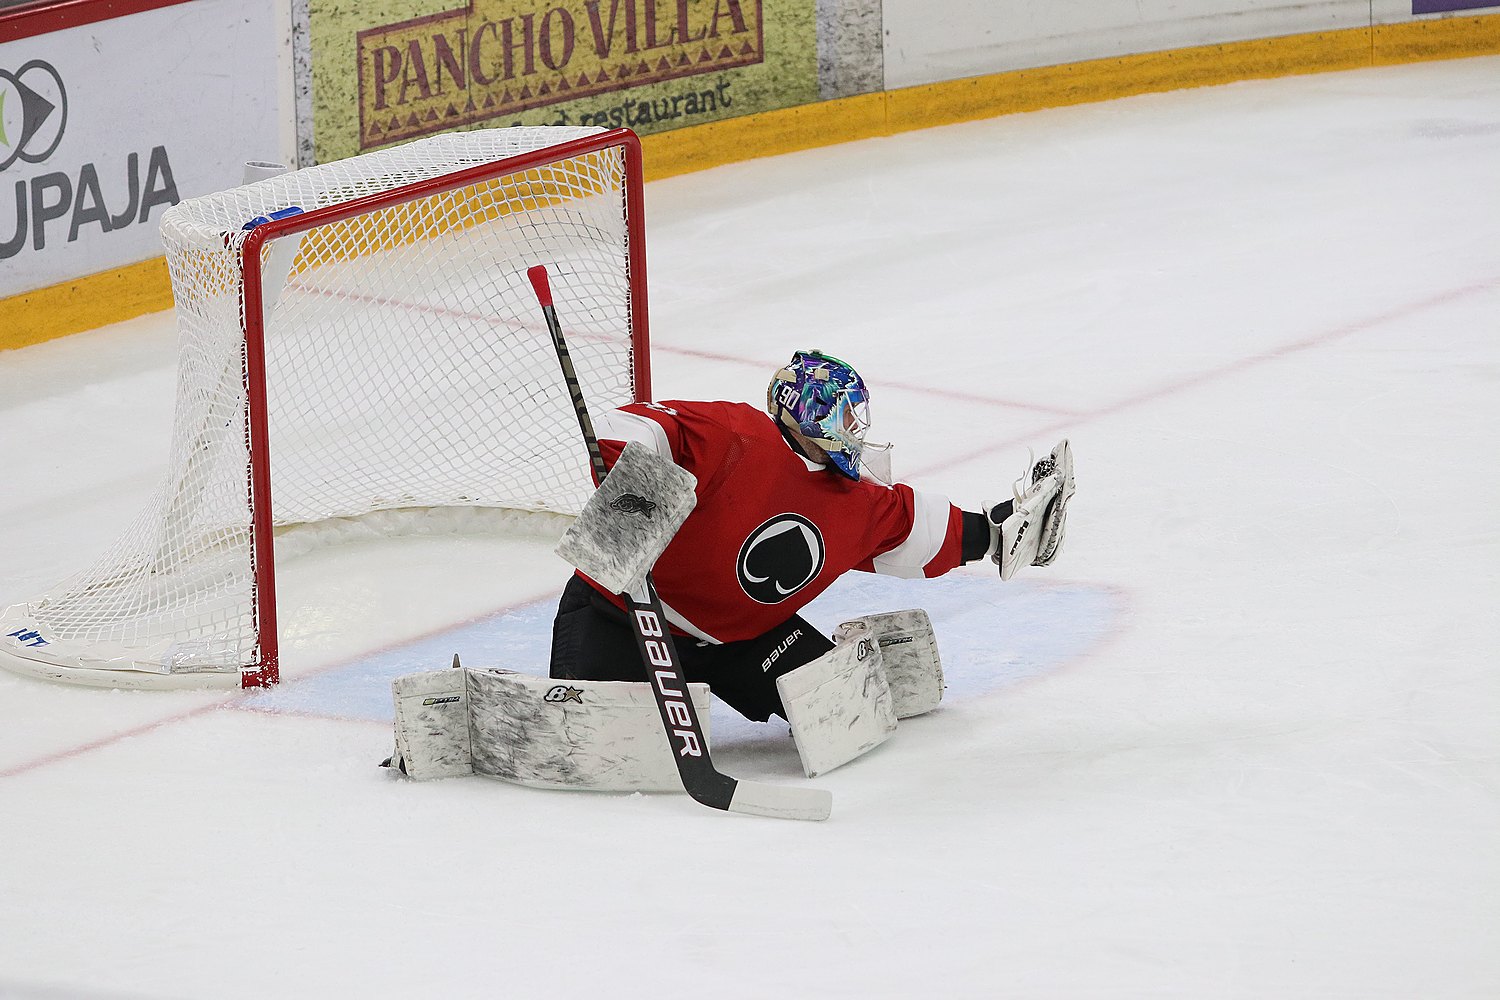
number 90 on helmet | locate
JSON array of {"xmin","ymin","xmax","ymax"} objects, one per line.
[{"xmin": 767, "ymin": 350, "xmax": 872, "ymax": 480}]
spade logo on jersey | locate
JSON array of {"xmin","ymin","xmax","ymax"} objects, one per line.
[{"xmin": 736, "ymin": 514, "xmax": 826, "ymax": 605}]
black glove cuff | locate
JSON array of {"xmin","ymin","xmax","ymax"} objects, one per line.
[{"xmin": 960, "ymin": 509, "xmax": 993, "ymax": 563}]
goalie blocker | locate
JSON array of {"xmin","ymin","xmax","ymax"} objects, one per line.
[{"xmin": 556, "ymin": 440, "xmax": 697, "ymax": 595}]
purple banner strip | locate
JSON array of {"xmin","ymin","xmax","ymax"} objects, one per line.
[{"xmin": 1412, "ymin": 0, "xmax": 1497, "ymax": 13}]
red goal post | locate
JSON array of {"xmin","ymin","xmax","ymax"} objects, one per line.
[{"xmin": 0, "ymin": 126, "xmax": 650, "ymax": 690}]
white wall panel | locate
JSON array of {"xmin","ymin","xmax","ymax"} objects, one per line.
[
  {"xmin": 0, "ymin": 1, "xmax": 283, "ymax": 296},
  {"xmin": 883, "ymin": 0, "xmax": 1373, "ymax": 90}
]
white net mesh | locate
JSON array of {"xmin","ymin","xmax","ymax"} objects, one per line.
[{"xmin": 1, "ymin": 127, "xmax": 641, "ymax": 684}]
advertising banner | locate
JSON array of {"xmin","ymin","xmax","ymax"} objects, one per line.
[
  {"xmin": 0, "ymin": 2, "xmax": 283, "ymax": 298},
  {"xmin": 308, "ymin": 0, "xmax": 881, "ymax": 164}
]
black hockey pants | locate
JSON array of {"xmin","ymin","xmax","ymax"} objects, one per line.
[{"xmin": 549, "ymin": 574, "xmax": 834, "ymax": 722}]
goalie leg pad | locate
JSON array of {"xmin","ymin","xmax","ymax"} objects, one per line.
[
  {"xmin": 776, "ymin": 622, "xmax": 898, "ymax": 778},
  {"xmin": 838, "ymin": 609, "xmax": 943, "ymax": 719},
  {"xmin": 389, "ymin": 669, "xmax": 474, "ymax": 780},
  {"xmin": 555, "ymin": 441, "xmax": 698, "ymax": 595},
  {"xmin": 466, "ymin": 668, "xmax": 712, "ymax": 792}
]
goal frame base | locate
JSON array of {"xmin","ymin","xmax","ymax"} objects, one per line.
[{"xmin": 0, "ymin": 645, "xmax": 247, "ymax": 690}]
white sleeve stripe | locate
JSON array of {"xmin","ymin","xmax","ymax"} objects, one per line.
[
  {"xmin": 593, "ymin": 409, "xmax": 672, "ymax": 460},
  {"xmin": 871, "ymin": 490, "xmax": 951, "ymax": 579},
  {"xmin": 657, "ymin": 595, "xmax": 723, "ymax": 645}
]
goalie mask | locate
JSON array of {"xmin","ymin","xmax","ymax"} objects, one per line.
[{"xmin": 767, "ymin": 350, "xmax": 882, "ymax": 480}]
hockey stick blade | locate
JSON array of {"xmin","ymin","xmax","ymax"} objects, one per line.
[
  {"xmin": 727, "ymin": 775, "xmax": 833, "ymax": 821},
  {"xmin": 529, "ymin": 263, "xmax": 832, "ymax": 822}
]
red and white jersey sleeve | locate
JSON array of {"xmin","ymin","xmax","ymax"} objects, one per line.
[
  {"xmin": 582, "ymin": 400, "xmax": 966, "ymax": 643},
  {"xmin": 590, "ymin": 406, "xmax": 682, "ymax": 469}
]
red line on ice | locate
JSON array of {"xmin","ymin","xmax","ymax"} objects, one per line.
[
  {"xmin": 908, "ymin": 276, "xmax": 1500, "ymax": 477},
  {"xmin": 0, "ymin": 588, "xmax": 559, "ymax": 778},
  {"xmin": 655, "ymin": 342, "xmax": 1082, "ymax": 416}
]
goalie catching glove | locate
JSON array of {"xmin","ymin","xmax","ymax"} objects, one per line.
[{"xmin": 986, "ymin": 439, "xmax": 1075, "ymax": 581}]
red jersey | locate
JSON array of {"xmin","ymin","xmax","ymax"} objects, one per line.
[{"xmin": 584, "ymin": 400, "xmax": 966, "ymax": 643}]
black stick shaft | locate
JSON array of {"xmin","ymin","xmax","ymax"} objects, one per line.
[
  {"xmin": 536, "ymin": 304, "xmax": 609, "ymax": 485},
  {"xmin": 527, "ymin": 264, "xmax": 732, "ymax": 806}
]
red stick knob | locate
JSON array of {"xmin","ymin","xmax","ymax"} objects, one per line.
[{"xmin": 526, "ymin": 264, "xmax": 553, "ymax": 307}]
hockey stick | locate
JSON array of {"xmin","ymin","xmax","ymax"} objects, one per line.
[{"xmin": 527, "ymin": 264, "xmax": 832, "ymax": 822}]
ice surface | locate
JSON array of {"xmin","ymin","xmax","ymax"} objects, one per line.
[{"xmin": 1, "ymin": 57, "xmax": 1498, "ymax": 999}]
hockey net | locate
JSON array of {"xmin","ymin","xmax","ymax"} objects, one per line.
[{"xmin": 0, "ymin": 126, "xmax": 647, "ymax": 689}]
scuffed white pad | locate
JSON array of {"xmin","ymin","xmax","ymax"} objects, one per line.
[
  {"xmin": 776, "ymin": 623, "xmax": 897, "ymax": 778},
  {"xmin": 391, "ymin": 668, "xmax": 473, "ymax": 779},
  {"xmin": 841, "ymin": 608, "xmax": 944, "ymax": 718},
  {"xmin": 466, "ymin": 668, "xmax": 711, "ymax": 792},
  {"xmin": 556, "ymin": 441, "xmax": 696, "ymax": 594}
]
